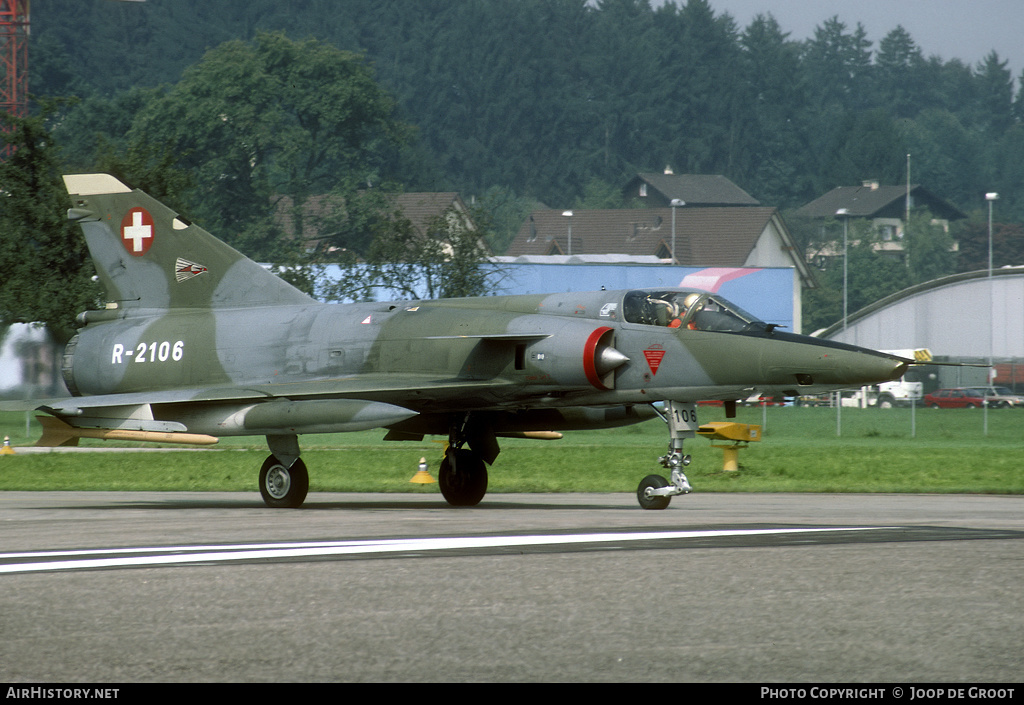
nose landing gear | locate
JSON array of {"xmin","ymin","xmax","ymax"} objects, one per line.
[{"xmin": 637, "ymin": 401, "xmax": 698, "ymax": 510}]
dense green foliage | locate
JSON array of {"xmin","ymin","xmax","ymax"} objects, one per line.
[
  {"xmin": 5, "ymin": 0, "xmax": 1023, "ymax": 332},
  {"xmin": 317, "ymin": 189, "xmax": 497, "ymax": 302},
  {"xmin": 0, "ymin": 108, "xmax": 101, "ymax": 340},
  {"xmin": 34, "ymin": 0, "xmax": 1024, "ymax": 221},
  {"xmin": 797, "ymin": 210, "xmax": 961, "ymax": 333}
]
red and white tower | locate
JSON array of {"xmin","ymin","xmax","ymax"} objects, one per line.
[{"xmin": 0, "ymin": 0, "xmax": 29, "ymax": 118}]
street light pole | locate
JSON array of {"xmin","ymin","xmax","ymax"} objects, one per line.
[
  {"xmin": 562, "ymin": 210, "xmax": 573, "ymax": 256},
  {"xmin": 670, "ymin": 199, "xmax": 685, "ymax": 265},
  {"xmin": 834, "ymin": 208, "xmax": 851, "ymax": 433},
  {"xmin": 836, "ymin": 208, "xmax": 849, "ymax": 332},
  {"xmin": 985, "ymin": 192, "xmax": 999, "ymax": 436},
  {"xmin": 987, "ymin": 193, "xmax": 998, "ymax": 280}
]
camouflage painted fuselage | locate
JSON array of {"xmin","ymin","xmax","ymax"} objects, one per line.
[{"xmin": 60, "ymin": 288, "xmax": 906, "ymax": 438}]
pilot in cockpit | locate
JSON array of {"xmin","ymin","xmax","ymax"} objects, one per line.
[
  {"xmin": 648, "ymin": 293, "xmax": 703, "ymax": 329},
  {"xmin": 649, "ymin": 297, "xmax": 679, "ymax": 327},
  {"xmin": 629, "ymin": 290, "xmax": 760, "ymax": 333},
  {"xmin": 668, "ymin": 293, "xmax": 702, "ymax": 329}
]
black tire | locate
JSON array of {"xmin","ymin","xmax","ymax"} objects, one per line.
[
  {"xmin": 439, "ymin": 449, "xmax": 488, "ymax": 507},
  {"xmin": 637, "ymin": 474, "xmax": 671, "ymax": 510},
  {"xmin": 259, "ymin": 455, "xmax": 309, "ymax": 508}
]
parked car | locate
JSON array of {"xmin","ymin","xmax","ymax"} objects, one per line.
[
  {"xmin": 924, "ymin": 388, "xmax": 985, "ymax": 408},
  {"xmin": 969, "ymin": 386, "xmax": 1024, "ymax": 408},
  {"xmin": 924, "ymin": 387, "xmax": 998, "ymax": 409},
  {"xmin": 699, "ymin": 393, "xmax": 791, "ymax": 408}
]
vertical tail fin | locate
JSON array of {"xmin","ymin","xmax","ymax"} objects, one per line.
[{"xmin": 64, "ymin": 174, "xmax": 314, "ymax": 311}]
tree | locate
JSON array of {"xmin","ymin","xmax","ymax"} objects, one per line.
[
  {"xmin": 874, "ymin": 26, "xmax": 926, "ymax": 118},
  {"xmin": 989, "ymin": 124, "xmax": 1024, "ymax": 223},
  {"xmin": 308, "ymin": 183, "xmax": 407, "ymax": 303},
  {"xmin": 903, "ymin": 208, "xmax": 955, "ymax": 283},
  {"xmin": 0, "ymin": 108, "xmax": 100, "ymax": 341},
  {"xmin": 956, "ymin": 218, "xmax": 1024, "ymax": 273},
  {"xmin": 973, "ymin": 51, "xmax": 1014, "ymax": 136},
  {"xmin": 800, "ymin": 18, "xmax": 880, "ymax": 195},
  {"xmin": 51, "ymin": 88, "xmax": 161, "ymax": 174},
  {"xmin": 801, "ymin": 17, "xmax": 873, "ymax": 113},
  {"xmin": 1014, "ymin": 68, "xmax": 1024, "ymax": 124},
  {"xmin": 739, "ymin": 13, "xmax": 809, "ymax": 206},
  {"xmin": 318, "ymin": 192, "xmax": 494, "ymax": 303},
  {"xmin": 899, "ymin": 109, "xmax": 984, "ymax": 209},
  {"xmin": 670, "ymin": 0, "xmax": 746, "ymax": 176},
  {"xmin": 474, "ymin": 185, "xmax": 541, "ymax": 255},
  {"xmin": 123, "ymin": 31, "xmax": 411, "ymax": 261},
  {"xmin": 818, "ymin": 108, "xmax": 907, "ymax": 191},
  {"xmin": 367, "ymin": 205, "xmax": 493, "ymax": 301},
  {"xmin": 802, "ymin": 218, "xmax": 907, "ymax": 333},
  {"xmin": 573, "ymin": 177, "xmax": 627, "ymax": 210}
]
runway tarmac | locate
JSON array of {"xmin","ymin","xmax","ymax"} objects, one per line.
[{"xmin": 1, "ymin": 491, "xmax": 1021, "ymax": 682}]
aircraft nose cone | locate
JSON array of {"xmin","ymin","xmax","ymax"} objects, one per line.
[
  {"xmin": 762, "ymin": 336, "xmax": 911, "ymax": 388},
  {"xmin": 842, "ymin": 350, "xmax": 908, "ymax": 385}
]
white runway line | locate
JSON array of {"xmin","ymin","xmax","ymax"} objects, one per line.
[{"xmin": 0, "ymin": 527, "xmax": 889, "ymax": 574}]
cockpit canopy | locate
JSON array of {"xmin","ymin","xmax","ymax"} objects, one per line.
[{"xmin": 622, "ymin": 289, "xmax": 767, "ymax": 333}]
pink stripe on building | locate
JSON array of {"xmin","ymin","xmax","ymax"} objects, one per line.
[{"xmin": 680, "ymin": 267, "xmax": 762, "ymax": 293}]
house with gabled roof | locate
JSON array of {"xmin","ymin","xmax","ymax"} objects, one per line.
[
  {"xmin": 622, "ymin": 169, "xmax": 761, "ymax": 208},
  {"xmin": 391, "ymin": 192, "xmax": 478, "ymax": 241},
  {"xmin": 505, "ymin": 206, "xmax": 810, "ymax": 280},
  {"xmin": 796, "ymin": 180, "xmax": 966, "ymax": 263},
  {"xmin": 797, "ymin": 181, "xmax": 964, "ymax": 224},
  {"xmin": 275, "ymin": 191, "xmax": 488, "ymax": 255}
]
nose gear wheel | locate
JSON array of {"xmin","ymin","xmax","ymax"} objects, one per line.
[{"xmin": 636, "ymin": 401, "xmax": 696, "ymax": 509}]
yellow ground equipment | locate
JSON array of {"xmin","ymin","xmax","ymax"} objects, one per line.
[
  {"xmin": 410, "ymin": 456, "xmax": 437, "ymax": 484},
  {"xmin": 697, "ymin": 421, "xmax": 761, "ymax": 472}
]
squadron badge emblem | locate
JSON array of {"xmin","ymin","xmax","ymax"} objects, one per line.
[{"xmin": 175, "ymin": 258, "xmax": 208, "ymax": 283}]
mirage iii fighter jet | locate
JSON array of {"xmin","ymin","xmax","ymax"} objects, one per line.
[{"xmin": 14, "ymin": 174, "xmax": 910, "ymax": 509}]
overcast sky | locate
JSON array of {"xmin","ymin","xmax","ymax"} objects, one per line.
[{"xmin": 702, "ymin": 0, "xmax": 1023, "ymax": 79}]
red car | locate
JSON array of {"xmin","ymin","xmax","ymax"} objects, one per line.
[{"xmin": 923, "ymin": 388, "xmax": 986, "ymax": 409}]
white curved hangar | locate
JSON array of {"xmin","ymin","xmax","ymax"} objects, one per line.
[{"xmin": 818, "ymin": 268, "xmax": 1024, "ymax": 361}]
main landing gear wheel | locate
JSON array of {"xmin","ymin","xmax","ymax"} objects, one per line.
[
  {"xmin": 439, "ymin": 449, "xmax": 488, "ymax": 507},
  {"xmin": 637, "ymin": 474, "xmax": 672, "ymax": 510},
  {"xmin": 259, "ymin": 455, "xmax": 309, "ymax": 508}
]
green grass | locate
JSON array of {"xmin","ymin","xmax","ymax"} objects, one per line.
[{"xmin": 1, "ymin": 406, "xmax": 1022, "ymax": 494}]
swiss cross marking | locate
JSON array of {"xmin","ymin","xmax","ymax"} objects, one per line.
[{"xmin": 121, "ymin": 208, "xmax": 154, "ymax": 256}]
